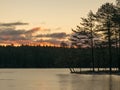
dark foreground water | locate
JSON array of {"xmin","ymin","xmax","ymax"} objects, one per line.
[{"xmin": 0, "ymin": 69, "xmax": 120, "ymax": 90}]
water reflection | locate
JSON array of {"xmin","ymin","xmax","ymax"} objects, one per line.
[
  {"xmin": 0, "ymin": 69, "xmax": 120, "ymax": 90},
  {"xmin": 58, "ymin": 74, "xmax": 70, "ymax": 90},
  {"xmin": 57, "ymin": 74, "xmax": 120, "ymax": 90},
  {"xmin": 109, "ymin": 75, "xmax": 112, "ymax": 90},
  {"xmin": 109, "ymin": 75, "xmax": 120, "ymax": 90}
]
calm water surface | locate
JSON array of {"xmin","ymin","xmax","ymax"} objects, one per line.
[{"xmin": 0, "ymin": 69, "xmax": 120, "ymax": 90}]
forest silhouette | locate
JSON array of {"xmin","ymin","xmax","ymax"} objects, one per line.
[{"xmin": 0, "ymin": 45, "xmax": 119, "ymax": 70}]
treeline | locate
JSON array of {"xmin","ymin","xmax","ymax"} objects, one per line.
[
  {"xmin": 0, "ymin": 46, "xmax": 64, "ymax": 68},
  {"xmin": 0, "ymin": 46, "xmax": 119, "ymax": 68}
]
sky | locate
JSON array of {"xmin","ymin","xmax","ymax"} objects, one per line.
[{"xmin": 0, "ymin": 0, "xmax": 116, "ymax": 46}]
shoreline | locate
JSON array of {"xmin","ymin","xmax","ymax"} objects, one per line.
[{"xmin": 70, "ymin": 70, "xmax": 120, "ymax": 75}]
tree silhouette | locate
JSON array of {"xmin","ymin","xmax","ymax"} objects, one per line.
[
  {"xmin": 70, "ymin": 11, "xmax": 97, "ymax": 72},
  {"xmin": 96, "ymin": 3, "xmax": 117, "ymax": 73},
  {"xmin": 112, "ymin": 1, "xmax": 120, "ymax": 70},
  {"xmin": 69, "ymin": 1, "xmax": 120, "ymax": 73}
]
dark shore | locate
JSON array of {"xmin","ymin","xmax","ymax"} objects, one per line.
[{"xmin": 71, "ymin": 70, "xmax": 120, "ymax": 75}]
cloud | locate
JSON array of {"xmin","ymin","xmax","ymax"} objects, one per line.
[
  {"xmin": 0, "ymin": 22, "xmax": 69, "ymax": 46},
  {"xmin": 0, "ymin": 29, "xmax": 25, "ymax": 36},
  {"xmin": 0, "ymin": 28, "xmax": 27, "ymax": 41},
  {"xmin": 23, "ymin": 27, "xmax": 41, "ymax": 40},
  {"xmin": 0, "ymin": 34, "xmax": 27, "ymax": 41},
  {"xmin": 35, "ymin": 32, "xmax": 69, "ymax": 46},
  {"xmin": 25, "ymin": 27, "xmax": 40, "ymax": 34},
  {"xmin": 37, "ymin": 39, "xmax": 61, "ymax": 45},
  {"xmin": 0, "ymin": 22, "xmax": 28, "ymax": 27},
  {"xmin": 36, "ymin": 32, "xmax": 69, "ymax": 39},
  {"xmin": 0, "ymin": 26, "xmax": 51, "ymax": 41},
  {"xmin": 26, "ymin": 27, "xmax": 50, "ymax": 33},
  {"xmin": 36, "ymin": 38, "xmax": 69, "ymax": 46}
]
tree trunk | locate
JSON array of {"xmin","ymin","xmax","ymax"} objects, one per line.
[
  {"xmin": 107, "ymin": 18, "xmax": 112, "ymax": 73},
  {"xmin": 118, "ymin": 27, "xmax": 120, "ymax": 71},
  {"xmin": 90, "ymin": 28, "xmax": 95, "ymax": 72}
]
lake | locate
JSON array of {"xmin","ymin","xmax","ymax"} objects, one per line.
[{"xmin": 0, "ymin": 69, "xmax": 120, "ymax": 90}]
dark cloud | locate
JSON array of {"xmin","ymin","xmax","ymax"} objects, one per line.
[
  {"xmin": 35, "ymin": 32, "xmax": 70, "ymax": 46},
  {"xmin": 0, "ymin": 28, "xmax": 27, "ymax": 41},
  {"xmin": 0, "ymin": 35, "xmax": 27, "ymax": 41},
  {"xmin": 37, "ymin": 39, "xmax": 61, "ymax": 44},
  {"xmin": 36, "ymin": 32, "xmax": 69, "ymax": 39},
  {"xmin": 0, "ymin": 22, "xmax": 28, "ymax": 27},
  {"xmin": 0, "ymin": 29, "xmax": 25, "ymax": 36},
  {"xmin": 0, "ymin": 26, "xmax": 51, "ymax": 41}
]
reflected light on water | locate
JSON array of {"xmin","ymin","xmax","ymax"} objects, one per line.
[{"xmin": 0, "ymin": 69, "xmax": 120, "ymax": 90}]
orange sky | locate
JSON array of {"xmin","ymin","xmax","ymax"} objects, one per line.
[{"xmin": 0, "ymin": 0, "xmax": 115, "ymax": 46}]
